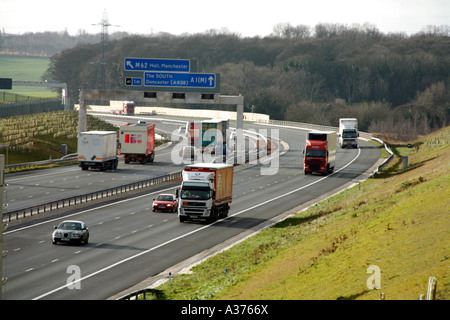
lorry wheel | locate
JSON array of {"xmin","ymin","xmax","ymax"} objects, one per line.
[{"xmin": 179, "ymin": 216, "xmax": 186, "ymax": 223}]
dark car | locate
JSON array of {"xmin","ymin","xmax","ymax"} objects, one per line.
[
  {"xmin": 152, "ymin": 194, "xmax": 178, "ymax": 212},
  {"xmin": 52, "ymin": 220, "xmax": 89, "ymax": 245}
]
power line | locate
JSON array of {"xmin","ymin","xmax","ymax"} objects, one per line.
[{"xmin": 91, "ymin": 10, "xmax": 120, "ymax": 90}]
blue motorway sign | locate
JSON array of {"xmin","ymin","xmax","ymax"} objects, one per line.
[
  {"xmin": 144, "ymin": 72, "xmax": 216, "ymax": 88},
  {"xmin": 125, "ymin": 58, "xmax": 190, "ymax": 72},
  {"xmin": 125, "ymin": 77, "xmax": 142, "ymax": 86}
]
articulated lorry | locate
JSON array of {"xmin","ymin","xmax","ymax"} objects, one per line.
[
  {"xmin": 303, "ymin": 130, "xmax": 336, "ymax": 175},
  {"xmin": 78, "ymin": 131, "xmax": 118, "ymax": 171},
  {"xmin": 186, "ymin": 120, "xmax": 201, "ymax": 147},
  {"xmin": 110, "ymin": 100, "xmax": 135, "ymax": 115},
  {"xmin": 178, "ymin": 163, "xmax": 234, "ymax": 223},
  {"xmin": 119, "ymin": 121, "xmax": 155, "ymax": 164},
  {"xmin": 201, "ymin": 119, "xmax": 229, "ymax": 156},
  {"xmin": 338, "ymin": 118, "xmax": 358, "ymax": 148}
]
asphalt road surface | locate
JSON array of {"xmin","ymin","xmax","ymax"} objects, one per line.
[{"xmin": 3, "ymin": 121, "xmax": 381, "ymax": 299}]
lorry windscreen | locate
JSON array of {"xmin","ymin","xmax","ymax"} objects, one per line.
[
  {"xmin": 342, "ymin": 130, "xmax": 357, "ymax": 138},
  {"xmin": 181, "ymin": 183, "xmax": 211, "ymax": 200},
  {"xmin": 305, "ymin": 149, "xmax": 326, "ymax": 157}
]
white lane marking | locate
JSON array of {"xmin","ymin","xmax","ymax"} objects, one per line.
[
  {"xmin": 5, "ymin": 168, "xmax": 80, "ymax": 182},
  {"xmin": 31, "ymin": 149, "xmax": 361, "ymax": 300}
]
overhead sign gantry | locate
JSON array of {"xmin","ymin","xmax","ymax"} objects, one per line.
[
  {"xmin": 79, "ymin": 56, "xmax": 243, "ymax": 160},
  {"xmin": 123, "ymin": 57, "xmax": 219, "ymax": 93}
]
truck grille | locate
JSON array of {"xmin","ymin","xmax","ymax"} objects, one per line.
[
  {"xmin": 184, "ymin": 202, "xmax": 206, "ymax": 207},
  {"xmin": 183, "ymin": 208, "xmax": 204, "ymax": 215}
]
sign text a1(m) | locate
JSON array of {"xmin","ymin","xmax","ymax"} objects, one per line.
[{"xmin": 144, "ymin": 72, "xmax": 216, "ymax": 88}]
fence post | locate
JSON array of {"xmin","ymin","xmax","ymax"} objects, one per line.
[{"xmin": 426, "ymin": 277, "xmax": 437, "ymax": 300}]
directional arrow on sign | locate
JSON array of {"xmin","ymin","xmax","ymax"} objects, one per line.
[{"xmin": 144, "ymin": 72, "xmax": 216, "ymax": 88}]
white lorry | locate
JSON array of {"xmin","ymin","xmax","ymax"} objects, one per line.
[
  {"xmin": 78, "ymin": 131, "xmax": 118, "ymax": 170},
  {"xmin": 338, "ymin": 118, "xmax": 359, "ymax": 148},
  {"xmin": 178, "ymin": 163, "xmax": 234, "ymax": 223}
]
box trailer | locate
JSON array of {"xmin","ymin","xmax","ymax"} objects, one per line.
[
  {"xmin": 119, "ymin": 121, "xmax": 155, "ymax": 164},
  {"xmin": 178, "ymin": 163, "xmax": 234, "ymax": 223},
  {"xmin": 338, "ymin": 118, "xmax": 359, "ymax": 148},
  {"xmin": 78, "ymin": 131, "xmax": 118, "ymax": 171}
]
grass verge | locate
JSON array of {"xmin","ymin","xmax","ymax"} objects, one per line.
[{"xmin": 150, "ymin": 127, "xmax": 449, "ymax": 300}]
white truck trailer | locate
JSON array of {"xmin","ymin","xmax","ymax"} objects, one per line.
[
  {"xmin": 338, "ymin": 118, "xmax": 359, "ymax": 148},
  {"xmin": 178, "ymin": 163, "xmax": 234, "ymax": 223},
  {"xmin": 78, "ymin": 131, "xmax": 118, "ymax": 171}
]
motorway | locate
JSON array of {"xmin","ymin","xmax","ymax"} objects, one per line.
[{"xmin": 2, "ymin": 120, "xmax": 381, "ymax": 300}]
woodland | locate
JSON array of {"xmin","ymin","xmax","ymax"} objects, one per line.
[{"xmin": 2, "ymin": 23, "xmax": 449, "ymax": 139}]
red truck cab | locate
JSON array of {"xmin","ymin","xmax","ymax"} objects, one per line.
[{"xmin": 303, "ymin": 131, "xmax": 336, "ymax": 175}]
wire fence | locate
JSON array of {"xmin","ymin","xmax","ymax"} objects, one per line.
[{"xmin": 0, "ymin": 91, "xmax": 64, "ymax": 118}]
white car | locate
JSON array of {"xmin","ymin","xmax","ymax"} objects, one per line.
[{"xmin": 52, "ymin": 220, "xmax": 89, "ymax": 245}]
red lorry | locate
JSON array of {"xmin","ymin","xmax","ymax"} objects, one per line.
[
  {"xmin": 303, "ymin": 131, "xmax": 336, "ymax": 175},
  {"xmin": 119, "ymin": 121, "xmax": 155, "ymax": 164},
  {"xmin": 110, "ymin": 100, "xmax": 135, "ymax": 115}
]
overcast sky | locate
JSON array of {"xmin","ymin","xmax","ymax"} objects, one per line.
[{"xmin": 1, "ymin": 0, "xmax": 449, "ymax": 37}]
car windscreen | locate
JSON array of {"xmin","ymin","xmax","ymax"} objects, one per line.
[
  {"xmin": 59, "ymin": 222, "xmax": 82, "ymax": 230},
  {"xmin": 157, "ymin": 195, "xmax": 173, "ymax": 201}
]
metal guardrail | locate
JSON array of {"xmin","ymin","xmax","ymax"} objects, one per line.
[
  {"xmin": 371, "ymin": 137, "xmax": 394, "ymax": 174},
  {"xmin": 257, "ymin": 119, "xmax": 389, "ymax": 174},
  {"xmin": 118, "ymin": 288, "xmax": 164, "ymax": 300},
  {"xmin": 5, "ymin": 154, "xmax": 78, "ymax": 171},
  {"xmin": 2, "ymin": 171, "xmax": 182, "ymax": 223},
  {"xmin": 112, "ymin": 119, "xmax": 393, "ymax": 300},
  {"xmin": 256, "ymin": 119, "xmax": 373, "ymax": 140}
]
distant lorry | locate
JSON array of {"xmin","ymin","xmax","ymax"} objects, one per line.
[
  {"xmin": 186, "ymin": 120, "xmax": 201, "ymax": 147},
  {"xmin": 303, "ymin": 131, "xmax": 336, "ymax": 175},
  {"xmin": 78, "ymin": 131, "xmax": 118, "ymax": 171},
  {"xmin": 110, "ymin": 100, "xmax": 135, "ymax": 115},
  {"xmin": 119, "ymin": 121, "xmax": 155, "ymax": 164},
  {"xmin": 338, "ymin": 118, "xmax": 358, "ymax": 148},
  {"xmin": 178, "ymin": 163, "xmax": 234, "ymax": 223},
  {"xmin": 201, "ymin": 118, "xmax": 229, "ymax": 156}
]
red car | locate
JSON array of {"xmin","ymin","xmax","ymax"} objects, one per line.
[{"xmin": 152, "ymin": 194, "xmax": 178, "ymax": 212}]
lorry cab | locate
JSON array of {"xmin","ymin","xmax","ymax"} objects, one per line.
[
  {"xmin": 303, "ymin": 131, "xmax": 336, "ymax": 175},
  {"xmin": 178, "ymin": 163, "xmax": 233, "ymax": 223}
]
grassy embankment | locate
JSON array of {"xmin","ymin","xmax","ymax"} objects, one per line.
[
  {"xmin": 1, "ymin": 110, "xmax": 118, "ymax": 170},
  {"xmin": 151, "ymin": 127, "xmax": 449, "ymax": 300}
]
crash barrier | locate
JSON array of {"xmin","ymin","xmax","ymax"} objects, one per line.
[
  {"xmin": 5, "ymin": 154, "xmax": 78, "ymax": 172},
  {"xmin": 256, "ymin": 119, "xmax": 392, "ymax": 175},
  {"xmin": 2, "ymin": 171, "xmax": 182, "ymax": 223},
  {"xmin": 371, "ymin": 137, "xmax": 394, "ymax": 174},
  {"xmin": 115, "ymin": 119, "xmax": 394, "ymax": 300},
  {"xmin": 118, "ymin": 288, "xmax": 164, "ymax": 300}
]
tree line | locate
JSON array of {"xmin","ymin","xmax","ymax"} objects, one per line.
[{"xmin": 35, "ymin": 23, "xmax": 450, "ymax": 140}]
